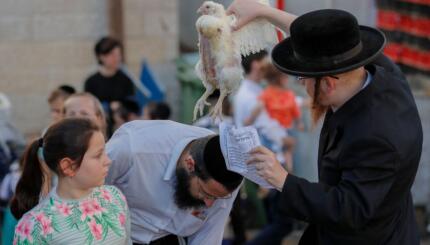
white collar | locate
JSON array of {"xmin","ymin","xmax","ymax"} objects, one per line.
[
  {"xmin": 243, "ymin": 79, "xmax": 263, "ymax": 93},
  {"xmin": 361, "ymin": 70, "xmax": 372, "ymax": 90},
  {"xmin": 163, "ymin": 137, "xmax": 196, "ymax": 181}
]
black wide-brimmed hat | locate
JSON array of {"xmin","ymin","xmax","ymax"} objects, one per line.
[{"xmin": 272, "ymin": 9, "xmax": 386, "ymax": 77}]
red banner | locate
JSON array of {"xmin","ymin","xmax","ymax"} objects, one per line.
[
  {"xmin": 400, "ymin": 0, "xmax": 430, "ymax": 6},
  {"xmin": 377, "ymin": 10, "xmax": 430, "ymax": 38},
  {"xmin": 385, "ymin": 43, "xmax": 430, "ymax": 71}
]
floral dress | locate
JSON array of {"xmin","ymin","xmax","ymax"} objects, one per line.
[{"xmin": 13, "ymin": 185, "xmax": 131, "ymax": 245}]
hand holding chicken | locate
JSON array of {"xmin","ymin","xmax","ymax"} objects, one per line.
[{"xmin": 194, "ymin": 0, "xmax": 277, "ymax": 120}]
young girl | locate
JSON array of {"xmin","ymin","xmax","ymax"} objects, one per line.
[
  {"xmin": 11, "ymin": 118, "xmax": 131, "ymax": 244},
  {"xmin": 244, "ymin": 65, "xmax": 302, "ymax": 171},
  {"xmin": 259, "ymin": 65, "xmax": 303, "ymax": 131}
]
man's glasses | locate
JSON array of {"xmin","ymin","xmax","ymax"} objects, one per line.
[
  {"xmin": 297, "ymin": 75, "xmax": 339, "ymax": 84},
  {"xmin": 197, "ymin": 178, "xmax": 232, "ymax": 200}
]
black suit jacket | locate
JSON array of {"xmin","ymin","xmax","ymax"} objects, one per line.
[{"xmin": 278, "ymin": 55, "xmax": 423, "ymax": 245}]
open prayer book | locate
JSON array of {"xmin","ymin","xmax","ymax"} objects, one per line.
[{"xmin": 219, "ymin": 122, "xmax": 274, "ymax": 189}]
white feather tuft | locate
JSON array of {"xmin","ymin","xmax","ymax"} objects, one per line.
[{"xmin": 232, "ymin": 0, "xmax": 278, "ymax": 56}]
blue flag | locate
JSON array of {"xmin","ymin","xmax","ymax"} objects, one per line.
[{"xmin": 135, "ymin": 61, "xmax": 165, "ymax": 108}]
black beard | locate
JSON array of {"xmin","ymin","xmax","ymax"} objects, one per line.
[{"xmin": 174, "ymin": 167, "xmax": 205, "ymax": 209}]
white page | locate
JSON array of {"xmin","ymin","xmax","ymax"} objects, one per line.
[{"xmin": 219, "ymin": 122, "xmax": 273, "ymax": 188}]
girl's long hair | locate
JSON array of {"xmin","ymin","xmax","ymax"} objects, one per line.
[{"xmin": 10, "ymin": 118, "xmax": 99, "ymax": 219}]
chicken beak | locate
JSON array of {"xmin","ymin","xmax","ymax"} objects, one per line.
[{"xmin": 197, "ymin": 6, "xmax": 203, "ymax": 15}]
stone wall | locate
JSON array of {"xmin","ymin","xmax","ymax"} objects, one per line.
[
  {"xmin": 122, "ymin": 0, "xmax": 180, "ymax": 120},
  {"xmin": 179, "ymin": 0, "xmax": 376, "ymax": 51},
  {"xmin": 412, "ymin": 97, "xmax": 430, "ymax": 206},
  {"xmin": 0, "ymin": 0, "xmax": 179, "ymax": 135}
]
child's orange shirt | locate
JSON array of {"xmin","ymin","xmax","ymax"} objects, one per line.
[{"xmin": 259, "ymin": 86, "xmax": 300, "ymax": 128}]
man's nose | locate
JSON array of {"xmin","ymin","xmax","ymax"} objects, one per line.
[{"xmin": 203, "ymin": 198, "xmax": 215, "ymax": 207}]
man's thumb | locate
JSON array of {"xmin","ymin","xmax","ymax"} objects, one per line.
[
  {"xmin": 232, "ymin": 18, "xmax": 248, "ymax": 31},
  {"xmin": 226, "ymin": 7, "xmax": 234, "ymax": 16}
]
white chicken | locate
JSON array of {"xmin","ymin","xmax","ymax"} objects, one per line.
[{"xmin": 193, "ymin": 0, "xmax": 277, "ymax": 120}]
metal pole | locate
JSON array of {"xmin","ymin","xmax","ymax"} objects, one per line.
[{"xmin": 276, "ymin": 0, "xmax": 285, "ymax": 41}]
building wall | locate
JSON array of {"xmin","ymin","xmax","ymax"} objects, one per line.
[
  {"xmin": 284, "ymin": 0, "xmax": 376, "ymax": 26},
  {"xmin": 122, "ymin": 0, "xmax": 180, "ymax": 120},
  {"xmin": 0, "ymin": 0, "xmax": 109, "ymax": 134},
  {"xmin": 179, "ymin": 0, "xmax": 377, "ymax": 51},
  {"xmin": 0, "ymin": 0, "xmax": 179, "ymax": 134}
]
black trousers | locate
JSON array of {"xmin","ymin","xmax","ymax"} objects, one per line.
[
  {"xmin": 133, "ymin": 234, "xmax": 181, "ymax": 245},
  {"xmin": 229, "ymin": 190, "xmax": 247, "ymax": 244},
  {"xmin": 246, "ymin": 190, "xmax": 294, "ymax": 245}
]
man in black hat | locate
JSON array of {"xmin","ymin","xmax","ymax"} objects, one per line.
[
  {"xmin": 105, "ymin": 120, "xmax": 243, "ymax": 245},
  {"xmin": 228, "ymin": 1, "xmax": 423, "ymax": 244}
]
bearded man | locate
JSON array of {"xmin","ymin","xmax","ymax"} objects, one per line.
[{"xmin": 106, "ymin": 120, "xmax": 243, "ymax": 245}]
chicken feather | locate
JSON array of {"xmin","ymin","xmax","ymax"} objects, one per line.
[{"xmin": 193, "ymin": 0, "xmax": 277, "ymax": 120}]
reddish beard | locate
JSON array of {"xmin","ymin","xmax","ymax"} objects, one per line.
[
  {"xmin": 311, "ymin": 101, "xmax": 329, "ymax": 126},
  {"xmin": 311, "ymin": 78, "xmax": 329, "ymax": 126}
]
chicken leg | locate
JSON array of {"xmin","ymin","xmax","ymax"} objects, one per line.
[{"xmin": 193, "ymin": 85, "xmax": 215, "ymax": 121}]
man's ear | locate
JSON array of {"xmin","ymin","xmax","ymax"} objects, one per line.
[
  {"xmin": 184, "ymin": 154, "xmax": 196, "ymax": 172},
  {"xmin": 321, "ymin": 77, "xmax": 336, "ymax": 95},
  {"xmin": 59, "ymin": 158, "xmax": 77, "ymax": 177}
]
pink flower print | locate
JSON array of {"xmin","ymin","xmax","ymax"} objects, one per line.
[
  {"xmin": 91, "ymin": 199, "xmax": 106, "ymax": 215},
  {"xmin": 80, "ymin": 200, "xmax": 94, "ymax": 221},
  {"xmin": 40, "ymin": 216, "xmax": 53, "ymax": 236},
  {"xmin": 101, "ymin": 189, "xmax": 112, "ymax": 202},
  {"xmin": 15, "ymin": 221, "xmax": 24, "ymax": 235},
  {"xmin": 118, "ymin": 213, "xmax": 126, "ymax": 227},
  {"xmin": 34, "ymin": 213, "xmax": 47, "ymax": 223},
  {"xmin": 56, "ymin": 203, "xmax": 72, "ymax": 216},
  {"xmin": 120, "ymin": 193, "xmax": 127, "ymax": 203},
  {"xmin": 17, "ymin": 218, "xmax": 34, "ymax": 242},
  {"xmin": 13, "ymin": 237, "xmax": 17, "ymax": 245},
  {"xmin": 32, "ymin": 212, "xmax": 53, "ymax": 236},
  {"xmin": 89, "ymin": 219, "xmax": 103, "ymax": 240}
]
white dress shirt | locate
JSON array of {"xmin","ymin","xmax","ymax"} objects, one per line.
[
  {"xmin": 105, "ymin": 120, "xmax": 238, "ymax": 244},
  {"xmin": 233, "ymin": 79, "xmax": 287, "ymax": 144},
  {"xmin": 233, "ymin": 79, "xmax": 263, "ymax": 128}
]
